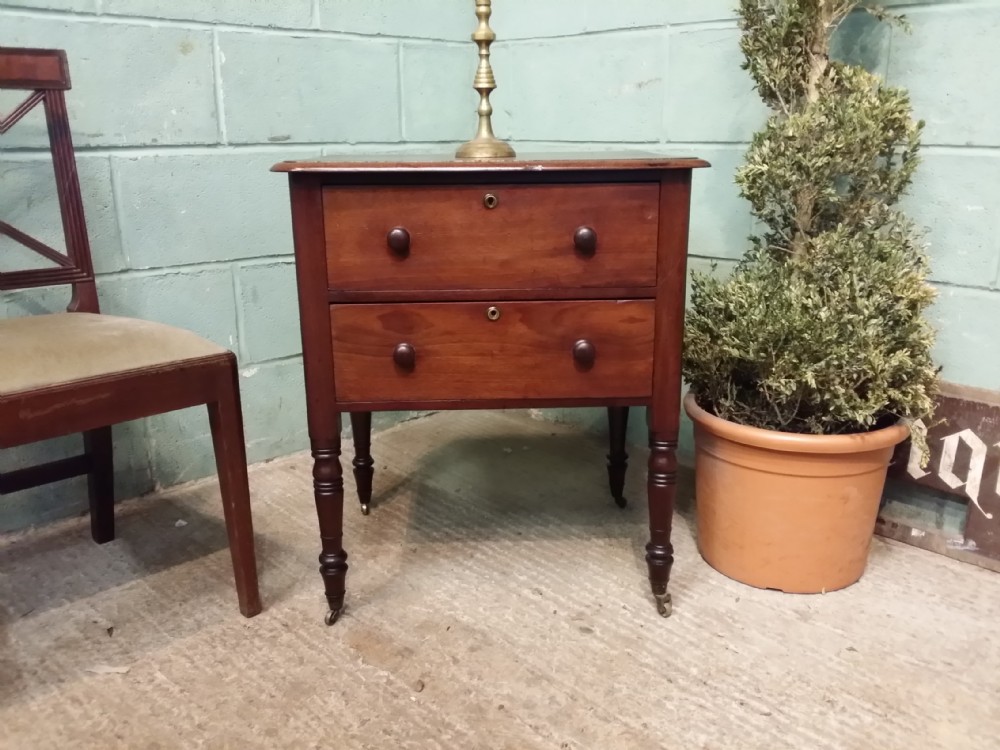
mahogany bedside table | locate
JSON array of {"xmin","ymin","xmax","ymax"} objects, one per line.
[{"xmin": 274, "ymin": 155, "xmax": 708, "ymax": 624}]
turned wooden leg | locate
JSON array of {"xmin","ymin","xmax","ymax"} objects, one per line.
[
  {"xmin": 607, "ymin": 407, "xmax": 629, "ymax": 508},
  {"xmin": 312, "ymin": 426, "xmax": 348, "ymax": 625},
  {"xmin": 84, "ymin": 426, "xmax": 115, "ymax": 544},
  {"xmin": 646, "ymin": 434, "xmax": 677, "ymax": 617},
  {"xmin": 207, "ymin": 367, "xmax": 262, "ymax": 618},
  {"xmin": 350, "ymin": 412, "xmax": 374, "ymax": 515}
]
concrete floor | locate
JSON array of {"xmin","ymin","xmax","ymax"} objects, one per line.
[{"xmin": 1, "ymin": 410, "xmax": 999, "ymax": 749}]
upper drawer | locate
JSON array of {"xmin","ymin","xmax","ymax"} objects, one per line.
[{"xmin": 322, "ymin": 183, "xmax": 659, "ymax": 292}]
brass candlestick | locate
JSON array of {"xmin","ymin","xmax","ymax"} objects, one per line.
[{"xmin": 455, "ymin": 0, "xmax": 516, "ymax": 160}]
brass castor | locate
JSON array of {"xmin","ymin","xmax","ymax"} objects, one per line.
[
  {"xmin": 324, "ymin": 607, "xmax": 343, "ymax": 626},
  {"xmin": 613, "ymin": 495, "xmax": 627, "ymax": 509},
  {"xmin": 654, "ymin": 592, "xmax": 672, "ymax": 618},
  {"xmin": 361, "ymin": 503, "xmax": 370, "ymax": 516}
]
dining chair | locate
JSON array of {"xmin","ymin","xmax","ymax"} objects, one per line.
[{"xmin": 0, "ymin": 47, "xmax": 261, "ymax": 617}]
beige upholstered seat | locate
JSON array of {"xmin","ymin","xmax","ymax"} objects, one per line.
[{"xmin": 0, "ymin": 313, "xmax": 228, "ymax": 395}]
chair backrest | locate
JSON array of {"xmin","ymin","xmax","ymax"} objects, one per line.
[{"xmin": 0, "ymin": 47, "xmax": 99, "ymax": 313}]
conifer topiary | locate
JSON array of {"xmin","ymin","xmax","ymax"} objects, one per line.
[{"xmin": 682, "ymin": 0, "xmax": 938, "ymax": 443}]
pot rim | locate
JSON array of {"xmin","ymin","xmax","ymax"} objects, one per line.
[{"xmin": 683, "ymin": 391, "xmax": 910, "ymax": 455}]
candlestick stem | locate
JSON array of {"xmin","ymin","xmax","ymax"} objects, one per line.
[{"xmin": 455, "ymin": 0, "xmax": 516, "ymax": 160}]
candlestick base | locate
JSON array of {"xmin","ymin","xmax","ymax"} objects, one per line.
[{"xmin": 455, "ymin": 135, "xmax": 516, "ymax": 160}]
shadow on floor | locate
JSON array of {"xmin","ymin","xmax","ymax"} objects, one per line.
[
  {"xmin": 0, "ymin": 494, "xmax": 232, "ymax": 623},
  {"xmin": 364, "ymin": 428, "xmax": 695, "ymax": 546}
]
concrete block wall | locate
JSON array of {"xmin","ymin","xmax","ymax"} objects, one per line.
[{"xmin": 1, "ymin": 0, "xmax": 997, "ymax": 530}]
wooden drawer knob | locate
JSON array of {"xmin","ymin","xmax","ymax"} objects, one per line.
[
  {"xmin": 386, "ymin": 227, "xmax": 410, "ymax": 256},
  {"xmin": 572, "ymin": 339, "xmax": 596, "ymax": 368},
  {"xmin": 574, "ymin": 226, "xmax": 597, "ymax": 255},
  {"xmin": 393, "ymin": 342, "xmax": 416, "ymax": 370}
]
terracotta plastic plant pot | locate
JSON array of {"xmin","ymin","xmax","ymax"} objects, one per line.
[{"xmin": 684, "ymin": 392, "xmax": 910, "ymax": 594}]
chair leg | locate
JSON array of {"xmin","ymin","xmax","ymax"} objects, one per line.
[
  {"xmin": 350, "ymin": 412, "xmax": 374, "ymax": 515},
  {"xmin": 207, "ymin": 367, "xmax": 262, "ymax": 618},
  {"xmin": 84, "ymin": 427, "xmax": 115, "ymax": 543},
  {"xmin": 607, "ymin": 406, "xmax": 629, "ymax": 508}
]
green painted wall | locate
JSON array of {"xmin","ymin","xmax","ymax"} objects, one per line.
[{"xmin": 1, "ymin": 0, "xmax": 997, "ymax": 530}]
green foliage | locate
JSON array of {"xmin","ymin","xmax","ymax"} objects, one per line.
[{"xmin": 683, "ymin": 0, "xmax": 938, "ymax": 438}]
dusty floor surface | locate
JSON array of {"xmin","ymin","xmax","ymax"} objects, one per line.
[{"xmin": 1, "ymin": 410, "xmax": 998, "ymax": 749}]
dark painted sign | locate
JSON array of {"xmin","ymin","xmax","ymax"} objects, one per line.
[{"xmin": 888, "ymin": 383, "xmax": 1000, "ymax": 563}]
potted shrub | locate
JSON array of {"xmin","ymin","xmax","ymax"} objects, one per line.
[{"xmin": 682, "ymin": 0, "xmax": 938, "ymax": 593}]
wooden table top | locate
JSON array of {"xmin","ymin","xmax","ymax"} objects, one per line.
[{"xmin": 271, "ymin": 153, "xmax": 711, "ymax": 174}]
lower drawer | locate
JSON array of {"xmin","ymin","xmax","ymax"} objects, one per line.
[{"xmin": 330, "ymin": 300, "xmax": 655, "ymax": 404}]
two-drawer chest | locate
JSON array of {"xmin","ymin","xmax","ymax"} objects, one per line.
[{"xmin": 274, "ymin": 155, "xmax": 708, "ymax": 624}]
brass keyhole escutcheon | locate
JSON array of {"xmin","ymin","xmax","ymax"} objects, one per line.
[
  {"xmin": 483, "ymin": 193, "xmax": 499, "ymax": 210},
  {"xmin": 486, "ymin": 306, "xmax": 501, "ymax": 321}
]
